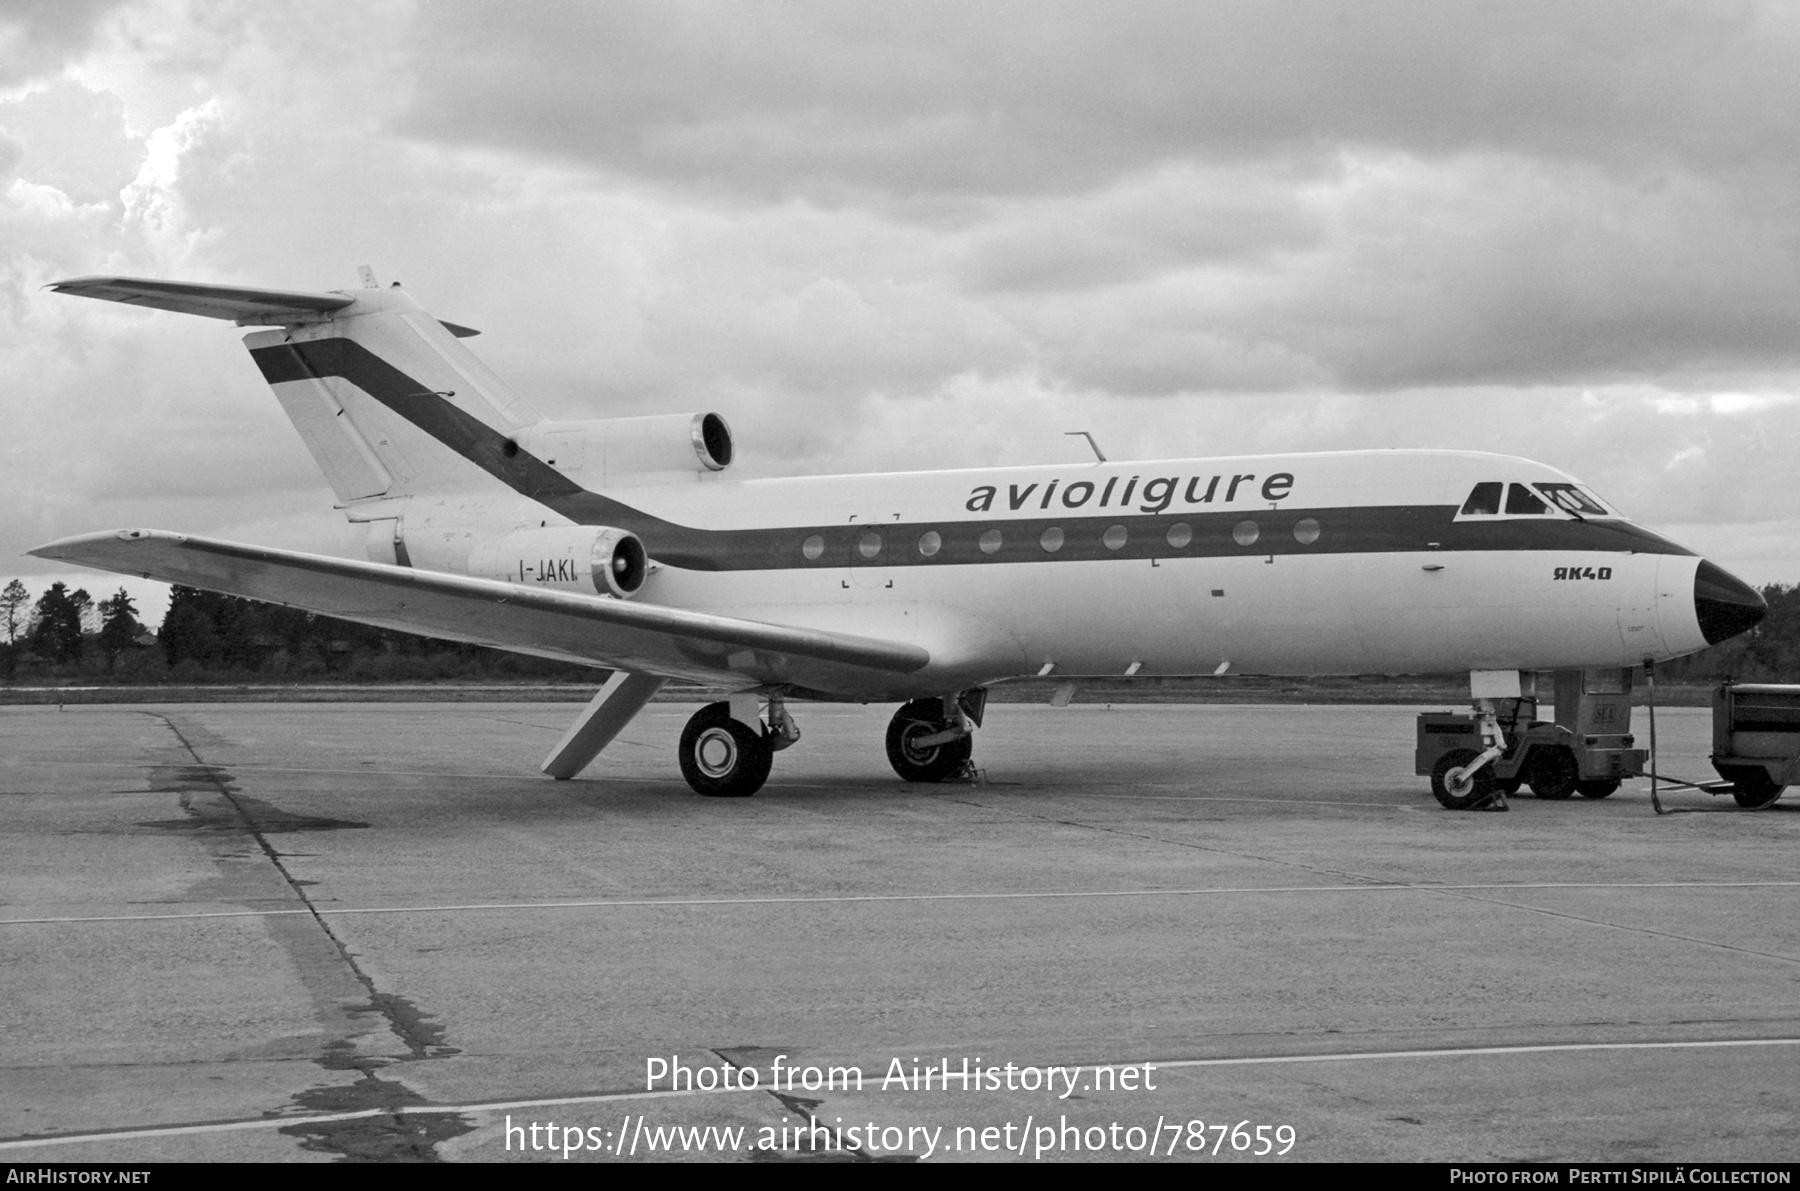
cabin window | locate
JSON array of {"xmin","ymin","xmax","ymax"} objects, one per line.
[
  {"xmin": 1232, "ymin": 519, "xmax": 1259, "ymax": 546},
  {"xmin": 978, "ymin": 529, "xmax": 1003, "ymax": 554},
  {"xmin": 1165, "ymin": 522, "xmax": 1193, "ymax": 549},
  {"xmin": 1535, "ymin": 482, "xmax": 1607, "ymax": 516},
  {"xmin": 1505, "ymin": 483, "xmax": 1550, "ymax": 515},
  {"xmin": 858, "ymin": 532, "xmax": 883, "ymax": 559},
  {"xmin": 801, "ymin": 534, "xmax": 825, "ymax": 560},
  {"xmin": 1293, "ymin": 517, "xmax": 1321, "ymax": 545},
  {"xmin": 1460, "ymin": 482, "xmax": 1502, "ymax": 515},
  {"xmin": 1039, "ymin": 527, "xmax": 1064, "ymax": 553},
  {"xmin": 916, "ymin": 531, "xmax": 942, "ymax": 558},
  {"xmin": 1102, "ymin": 524, "xmax": 1128, "ymax": 550}
]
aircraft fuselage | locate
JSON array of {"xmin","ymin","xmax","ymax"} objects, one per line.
[{"xmin": 374, "ymin": 448, "xmax": 1735, "ymax": 701}]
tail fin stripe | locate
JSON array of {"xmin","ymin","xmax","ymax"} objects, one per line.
[
  {"xmin": 254, "ymin": 339, "xmax": 562, "ymax": 493},
  {"xmin": 249, "ymin": 339, "xmax": 719, "ymax": 550}
]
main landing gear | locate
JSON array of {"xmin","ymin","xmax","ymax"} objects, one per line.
[
  {"xmin": 677, "ymin": 696, "xmax": 800, "ymax": 797},
  {"xmin": 886, "ymin": 691, "xmax": 985, "ymax": 783},
  {"xmin": 673, "ymin": 689, "xmax": 988, "ymax": 796}
]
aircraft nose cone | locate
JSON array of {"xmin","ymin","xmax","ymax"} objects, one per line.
[{"xmin": 1694, "ymin": 559, "xmax": 1765, "ymax": 645}]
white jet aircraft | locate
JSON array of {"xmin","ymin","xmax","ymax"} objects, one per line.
[{"xmin": 32, "ymin": 273, "xmax": 1766, "ymax": 798}]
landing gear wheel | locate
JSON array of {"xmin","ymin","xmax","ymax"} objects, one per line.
[
  {"xmin": 1431, "ymin": 748, "xmax": 1497, "ymax": 810},
  {"xmin": 1726, "ymin": 769, "xmax": 1786, "ymax": 809},
  {"xmin": 679, "ymin": 702, "xmax": 773, "ymax": 797},
  {"xmin": 886, "ymin": 698, "xmax": 973, "ymax": 782},
  {"xmin": 1575, "ymin": 779, "xmax": 1620, "ymax": 799},
  {"xmin": 1528, "ymin": 747, "xmax": 1579, "ymax": 800}
]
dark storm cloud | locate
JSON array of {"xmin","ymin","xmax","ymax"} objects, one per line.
[
  {"xmin": 958, "ymin": 162, "xmax": 1327, "ymax": 293},
  {"xmin": 1239, "ymin": 158, "xmax": 1800, "ymax": 392},
  {"xmin": 963, "ymin": 153, "xmax": 1800, "ymax": 397},
  {"xmin": 388, "ymin": 1, "xmax": 1800, "ymax": 392},
  {"xmin": 403, "ymin": 0, "xmax": 1800, "ymax": 197}
]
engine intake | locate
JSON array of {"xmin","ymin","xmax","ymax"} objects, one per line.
[
  {"xmin": 691, "ymin": 412, "xmax": 732, "ymax": 470},
  {"xmin": 469, "ymin": 526, "xmax": 648, "ymax": 599}
]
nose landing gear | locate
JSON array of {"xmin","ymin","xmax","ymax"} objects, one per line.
[
  {"xmin": 1431, "ymin": 699, "xmax": 1510, "ymax": 811},
  {"xmin": 1431, "ymin": 747, "xmax": 1499, "ymax": 809}
]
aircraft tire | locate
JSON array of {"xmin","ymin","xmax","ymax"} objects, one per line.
[
  {"xmin": 1430, "ymin": 748, "xmax": 1496, "ymax": 810},
  {"xmin": 1575, "ymin": 779, "xmax": 1620, "ymax": 799},
  {"xmin": 679, "ymin": 702, "xmax": 773, "ymax": 797},
  {"xmin": 1528, "ymin": 747, "xmax": 1579, "ymax": 800},
  {"xmin": 1724, "ymin": 768, "xmax": 1785, "ymax": 809},
  {"xmin": 886, "ymin": 699, "xmax": 973, "ymax": 782}
]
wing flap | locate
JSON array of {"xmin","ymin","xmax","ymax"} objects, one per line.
[
  {"xmin": 48, "ymin": 276, "xmax": 355, "ymax": 324},
  {"xmin": 30, "ymin": 530, "xmax": 929, "ymax": 688}
]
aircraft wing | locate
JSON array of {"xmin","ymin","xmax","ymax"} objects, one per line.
[{"xmin": 29, "ymin": 530, "xmax": 930, "ymax": 689}]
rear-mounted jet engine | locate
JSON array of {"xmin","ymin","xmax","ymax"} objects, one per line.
[
  {"xmin": 469, "ymin": 525, "xmax": 648, "ymax": 598},
  {"xmin": 510, "ymin": 411, "xmax": 732, "ymax": 485}
]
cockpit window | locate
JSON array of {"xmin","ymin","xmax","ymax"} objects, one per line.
[
  {"xmin": 1505, "ymin": 483, "xmax": 1550, "ymax": 515},
  {"xmin": 1534, "ymin": 482, "xmax": 1608, "ymax": 517},
  {"xmin": 1461, "ymin": 479, "xmax": 1609, "ymax": 518},
  {"xmin": 1460, "ymin": 482, "xmax": 1502, "ymax": 515}
]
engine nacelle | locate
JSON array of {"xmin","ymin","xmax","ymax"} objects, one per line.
[
  {"xmin": 468, "ymin": 526, "xmax": 648, "ymax": 599},
  {"xmin": 511, "ymin": 412, "xmax": 732, "ymax": 485}
]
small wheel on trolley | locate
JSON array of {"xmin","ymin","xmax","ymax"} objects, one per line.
[
  {"xmin": 1725, "ymin": 767, "xmax": 1786, "ymax": 810},
  {"xmin": 1527, "ymin": 747, "xmax": 1579, "ymax": 800}
]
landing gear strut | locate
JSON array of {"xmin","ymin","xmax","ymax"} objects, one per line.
[
  {"xmin": 1431, "ymin": 747, "xmax": 1497, "ymax": 810},
  {"xmin": 1436, "ymin": 699, "xmax": 1510, "ymax": 811},
  {"xmin": 886, "ymin": 691, "xmax": 983, "ymax": 782}
]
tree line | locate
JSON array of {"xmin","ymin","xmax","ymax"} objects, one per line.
[
  {"xmin": 2, "ymin": 576, "xmax": 1795, "ymax": 686},
  {"xmin": 0, "ymin": 580, "xmax": 589, "ymax": 683}
]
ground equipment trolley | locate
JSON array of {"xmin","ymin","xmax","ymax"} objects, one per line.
[
  {"xmin": 1416, "ymin": 669, "xmax": 1645, "ymax": 809},
  {"xmin": 1709, "ymin": 683, "xmax": 1799, "ymax": 809}
]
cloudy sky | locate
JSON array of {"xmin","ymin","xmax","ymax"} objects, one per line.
[{"xmin": 3, "ymin": 0, "xmax": 1797, "ymax": 627}]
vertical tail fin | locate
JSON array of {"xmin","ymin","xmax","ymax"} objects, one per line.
[
  {"xmin": 48, "ymin": 273, "xmax": 546, "ymax": 505},
  {"xmin": 243, "ymin": 285, "xmax": 544, "ymax": 503}
]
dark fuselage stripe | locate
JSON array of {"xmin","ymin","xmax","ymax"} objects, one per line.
[{"xmin": 250, "ymin": 339, "xmax": 1697, "ymax": 573}]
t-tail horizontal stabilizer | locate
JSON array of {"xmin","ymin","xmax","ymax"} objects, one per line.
[
  {"xmin": 28, "ymin": 530, "xmax": 930, "ymax": 690},
  {"xmin": 47, "ymin": 276, "xmax": 354, "ymax": 324},
  {"xmin": 46, "ymin": 275, "xmax": 480, "ymax": 336}
]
